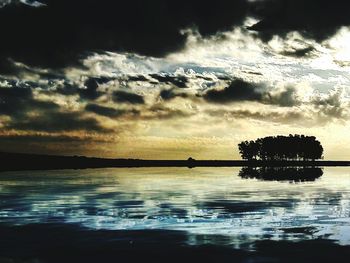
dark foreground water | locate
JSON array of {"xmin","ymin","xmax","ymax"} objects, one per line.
[{"xmin": 1, "ymin": 167, "xmax": 350, "ymax": 262}]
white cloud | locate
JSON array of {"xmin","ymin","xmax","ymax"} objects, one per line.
[{"xmin": 0, "ymin": 0, "xmax": 45, "ymax": 7}]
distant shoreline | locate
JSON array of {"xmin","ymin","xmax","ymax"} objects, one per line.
[{"xmin": 1, "ymin": 152, "xmax": 350, "ymax": 172}]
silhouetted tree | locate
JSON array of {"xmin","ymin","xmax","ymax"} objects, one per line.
[
  {"xmin": 238, "ymin": 140, "xmax": 259, "ymax": 160},
  {"xmin": 238, "ymin": 135, "xmax": 323, "ymax": 161}
]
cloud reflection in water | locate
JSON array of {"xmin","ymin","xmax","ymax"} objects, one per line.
[{"xmin": 0, "ymin": 167, "xmax": 350, "ymax": 246}]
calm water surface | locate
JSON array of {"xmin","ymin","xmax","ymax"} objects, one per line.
[{"xmin": 1, "ymin": 167, "xmax": 350, "ymax": 249}]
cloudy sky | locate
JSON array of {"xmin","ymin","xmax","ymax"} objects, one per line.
[{"xmin": 1, "ymin": 0, "xmax": 350, "ymax": 159}]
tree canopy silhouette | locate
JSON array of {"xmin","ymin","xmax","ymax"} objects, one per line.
[{"xmin": 238, "ymin": 135, "xmax": 323, "ymax": 161}]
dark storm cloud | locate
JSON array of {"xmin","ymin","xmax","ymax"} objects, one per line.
[
  {"xmin": 52, "ymin": 77, "xmax": 113, "ymax": 100},
  {"xmin": 0, "ymin": 85, "xmax": 110, "ymax": 133},
  {"xmin": 127, "ymin": 75, "xmax": 149, "ymax": 82},
  {"xmin": 54, "ymin": 82, "xmax": 81, "ymax": 96},
  {"xmin": 86, "ymin": 104, "xmax": 124, "ymax": 118},
  {"xmin": 204, "ymin": 79, "xmax": 264, "ymax": 103},
  {"xmin": 203, "ymin": 79, "xmax": 302, "ymax": 107},
  {"xmin": 249, "ymin": 0, "xmax": 350, "ymax": 42},
  {"xmin": 124, "ymin": 74, "xmax": 186, "ymax": 87},
  {"xmin": 150, "ymin": 74, "xmax": 189, "ymax": 88},
  {"xmin": 79, "ymin": 78, "xmax": 104, "ymax": 100},
  {"xmin": 1, "ymin": 0, "xmax": 349, "ymax": 73},
  {"xmin": 112, "ymin": 91, "xmax": 145, "ymax": 105},
  {"xmin": 85, "ymin": 103, "xmax": 140, "ymax": 118},
  {"xmin": 0, "ymin": 58, "xmax": 21, "ymax": 75},
  {"xmin": 0, "ymin": 0, "xmax": 250, "ymax": 71},
  {"xmin": 7, "ymin": 111, "xmax": 110, "ymax": 132},
  {"xmin": 217, "ymin": 75, "xmax": 234, "ymax": 81},
  {"xmin": 0, "ymin": 86, "xmax": 59, "ymax": 117},
  {"xmin": 159, "ymin": 89, "xmax": 189, "ymax": 101},
  {"xmin": 126, "ymin": 73, "xmax": 209, "ymax": 89}
]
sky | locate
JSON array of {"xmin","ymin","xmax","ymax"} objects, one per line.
[{"xmin": 1, "ymin": 0, "xmax": 350, "ymax": 159}]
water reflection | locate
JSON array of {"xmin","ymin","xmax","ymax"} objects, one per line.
[
  {"xmin": 0, "ymin": 167, "xmax": 350, "ymax": 247},
  {"xmin": 2, "ymin": 223, "xmax": 350, "ymax": 263},
  {"xmin": 238, "ymin": 167, "xmax": 323, "ymax": 182}
]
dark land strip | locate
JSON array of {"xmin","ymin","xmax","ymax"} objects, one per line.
[{"xmin": 1, "ymin": 152, "xmax": 350, "ymax": 172}]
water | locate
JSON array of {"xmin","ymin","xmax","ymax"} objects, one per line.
[{"xmin": 1, "ymin": 167, "xmax": 350, "ymax": 262}]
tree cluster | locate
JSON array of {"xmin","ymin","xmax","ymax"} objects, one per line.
[{"xmin": 238, "ymin": 135, "xmax": 323, "ymax": 161}]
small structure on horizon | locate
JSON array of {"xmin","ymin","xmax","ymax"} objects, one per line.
[
  {"xmin": 238, "ymin": 135, "xmax": 324, "ymax": 161},
  {"xmin": 187, "ymin": 157, "xmax": 196, "ymax": 168}
]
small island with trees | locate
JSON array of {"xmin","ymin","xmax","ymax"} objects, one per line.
[
  {"xmin": 236, "ymin": 135, "xmax": 325, "ymax": 182},
  {"xmin": 238, "ymin": 135, "xmax": 323, "ymax": 161}
]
